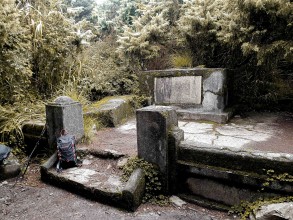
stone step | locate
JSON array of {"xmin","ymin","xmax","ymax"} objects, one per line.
[{"xmin": 176, "ymin": 108, "xmax": 233, "ymax": 124}]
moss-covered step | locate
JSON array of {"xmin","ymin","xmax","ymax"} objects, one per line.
[
  {"xmin": 85, "ymin": 96, "xmax": 135, "ymax": 127},
  {"xmin": 40, "ymin": 150, "xmax": 145, "ymax": 211}
]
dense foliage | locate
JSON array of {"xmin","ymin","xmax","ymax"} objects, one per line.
[
  {"xmin": 0, "ymin": 0, "xmax": 32, "ymax": 104},
  {"xmin": 0, "ymin": 0, "xmax": 292, "ymax": 146},
  {"xmin": 116, "ymin": 0, "xmax": 293, "ymax": 110}
]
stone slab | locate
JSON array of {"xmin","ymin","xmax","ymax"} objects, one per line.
[
  {"xmin": 41, "ymin": 150, "xmax": 145, "ymax": 211},
  {"xmin": 179, "ymin": 112, "xmax": 293, "ymax": 153},
  {"xmin": 154, "ymin": 76, "xmax": 202, "ymax": 105},
  {"xmin": 122, "ymin": 168, "xmax": 145, "ymax": 211},
  {"xmin": 177, "ymin": 108, "xmax": 233, "ymax": 123},
  {"xmin": 178, "ymin": 141, "xmax": 293, "ymax": 175}
]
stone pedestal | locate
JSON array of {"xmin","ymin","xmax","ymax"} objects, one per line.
[
  {"xmin": 46, "ymin": 96, "xmax": 84, "ymax": 148},
  {"xmin": 136, "ymin": 106, "xmax": 183, "ymax": 193}
]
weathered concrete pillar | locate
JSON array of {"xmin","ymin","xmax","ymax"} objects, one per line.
[
  {"xmin": 46, "ymin": 96, "xmax": 84, "ymax": 148},
  {"xmin": 136, "ymin": 106, "xmax": 183, "ymax": 193}
]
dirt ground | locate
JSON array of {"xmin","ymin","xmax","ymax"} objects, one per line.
[{"xmin": 0, "ymin": 164, "xmax": 237, "ymax": 220}]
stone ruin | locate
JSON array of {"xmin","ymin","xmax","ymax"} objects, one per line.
[{"xmin": 138, "ymin": 68, "xmax": 233, "ymax": 123}]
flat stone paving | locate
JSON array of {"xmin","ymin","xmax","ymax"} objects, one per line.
[
  {"xmin": 181, "ymin": 112, "xmax": 293, "ymax": 154},
  {"xmin": 80, "ymin": 112, "xmax": 292, "ymax": 155}
]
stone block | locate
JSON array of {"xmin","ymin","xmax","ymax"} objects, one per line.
[
  {"xmin": 122, "ymin": 168, "xmax": 145, "ymax": 211},
  {"xmin": 136, "ymin": 106, "xmax": 180, "ymax": 193},
  {"xmin": 46, "ymin": 96, "xmax": 84, "ymax": 148},
  {"xmin": 85, "ymin": 96, "xmax": 134, "ymax": 127},
  {"xmin": 154, "ymin": 76, "xmax": 202, "ymax": 105}
]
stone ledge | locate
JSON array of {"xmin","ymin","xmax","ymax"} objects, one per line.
[
  {"xmin": 41, "ymin": 150, "xmax": 145, "ymax": 211},
  {"xmin": 178, "ymin": 141, "xmax": 293, "ymax": 175},
  {"xmin": 176, "ymin": 109, "xmax": 233, "ymax": 124}
]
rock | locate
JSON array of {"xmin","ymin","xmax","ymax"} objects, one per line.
[
  {"xmin": 104, "ymin": 149, "xmax": 124, "ymax": 158},
  {"xmin": 117, "ymin": 158, "xmax": 128, "ymax": 168},
  {"xmin": 122, "ymin": 168, "xmax": 145, "ymax": 211},
  {"xmin": 170, "ymin": 195, "xmax": 187, "ymax": 207},
  {"xmin": 251, "ymin": 202, "xmax": 293, "ymax": 220}
]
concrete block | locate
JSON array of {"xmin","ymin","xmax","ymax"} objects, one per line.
[
  {"xmin": 136, "ymin": 105, "xmax": 180, "ymax": 193},
  {"xmin": 46, "ymin": 96, "xmax": 84, "ymax": 148},
  {"xmin": 122, "ymin": 168, "xmax": 145, "ymax": 211}
]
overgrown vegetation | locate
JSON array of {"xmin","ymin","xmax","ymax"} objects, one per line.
[
  {"xmin": 122, "ymin": 157, "xmax": 169, "ymax": 205},
  {"xmin": 0, "ymin": 0, "xmax": 292, "ymax": 148}
]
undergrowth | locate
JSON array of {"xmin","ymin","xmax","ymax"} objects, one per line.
[
  {"xmin": 122, "ymin": 157, "xmax": 169, "ymax": 205},
  {"xmin": 0, "ymin": 97, "xmax": 46, "ymax": 148}
]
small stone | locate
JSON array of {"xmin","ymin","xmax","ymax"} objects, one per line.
[
  {"xmin": 252, "ymin": 202, "xmax": 293, "ymax": 220},
  {"xmin": 117, "ymin": 158, "xmax": 128, "ymax": 168},
  {"xmin": 169, "ymin": 195, "xmax": 187, "ymax": 207},
  {"xmin": 49, "ymin": 193, "xmax": 53, "ymax": 196},
  {"xmin": 104, "ymin": 149, "xmax": 123, "ymax": 158}
]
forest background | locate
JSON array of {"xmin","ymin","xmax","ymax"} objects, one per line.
[{"xmin": 0, "ymin": 0, "xmax": 292, "ymax": 148}]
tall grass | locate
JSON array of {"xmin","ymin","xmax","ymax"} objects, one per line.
[{"xmin": 0, "ymin": 99, "xmax": 45, "ymax": 146}]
